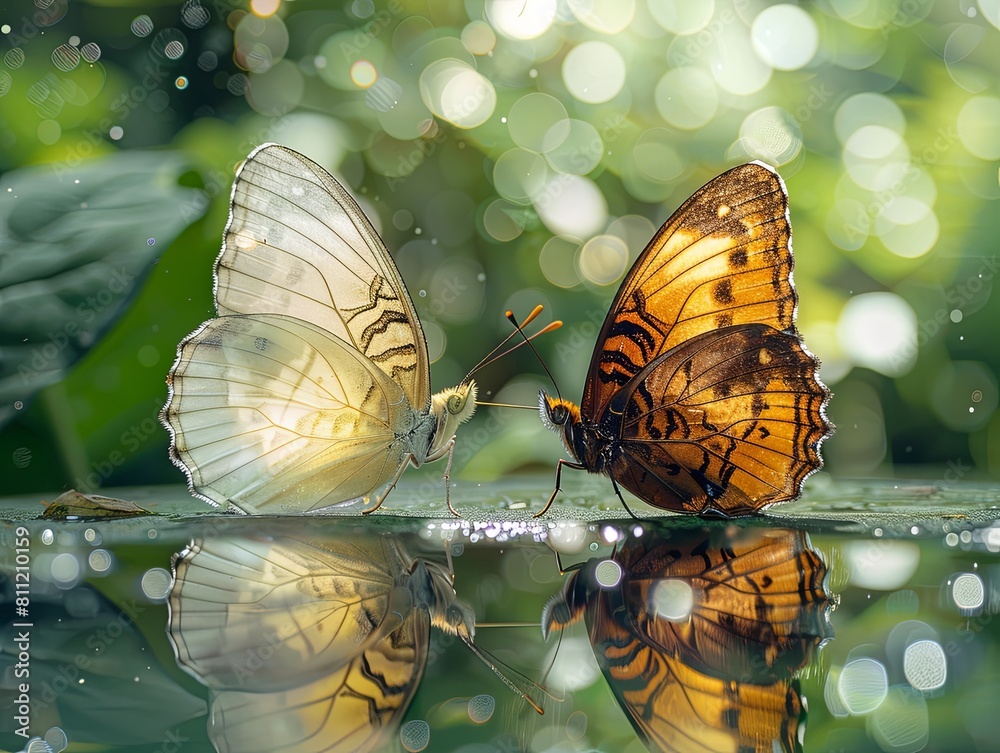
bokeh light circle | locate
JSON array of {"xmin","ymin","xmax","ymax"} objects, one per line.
[
  {"xmin": 508, "ymin": 93, "xmax": 568, "ymax": 153},
  {"xmin": 578, "ymin": 234, "xmax": 629, "ymax": 285},
  {"xmin": 837, "ymin": 292, "xmax": 918, "ymax": 377},
  {"xmin": 399, "ymin": 719, "xmax": 430, "ymax": 752},
  {"xmin": 903, "ymin": 640, "xmax": 947, "ymax": 692},
  {"xmin": 419, "ymin": 59, "xmax": 496, "ymax": 128},
  {"xmin": 568, "ymin": 0, "xmax": 636, "ymax": 34},
  {"xmin": 750, "ymin": 5, "xmax": 818, "ymax": 71},
  {"xmin": 738, "ymin": 106, "xmax": 802, "ymax": 165},
  {"xmin": 461, "ymin": 20, "xmax": 496, "ymax": 55},
  {"xmin": 562, "ymin": 41, "xmax": 626, "ymax": 104},
  {"xmin": 957, "ymin": 96, "xmax": 1000, "ymax": 159},
  {"xmin": 131, "ymin": 14, "xmax": 154, "ymax": 37},
  {"xmin": 655, "ymin": 67, "xmax": 718, "ymax": 130},
  {"xmin": 651, "ymin": 579, "xmax": 694, "ymax": 621},
  {"xmin": 543, "ymin": 119, "xmax": 602, "ymax": 175},
  {"xmin": 493, "ymin": 148, "xmax": 548, "ymax": 204},
  {"xmin": 486, "ymin": 0, "xmax": 556, "ymax": 40},
  {"xmin": 648, "ymin": 0, "xmax": 714, "ymax": 34}
]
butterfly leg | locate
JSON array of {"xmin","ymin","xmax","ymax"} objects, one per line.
[
  {"xmin": 610, "ymin": 476, "xmax": 640, "ymax": 520},
  {"xmin": 535, "ymin": 459, "xmax": 587, "ymax": 518},
  {"xmin": 440, "ymin": 436, "xmax": 460, "ymax": 517},
  {"xmin": 361, "ymin": 455, "xmax": 413, "ymax": 514}
]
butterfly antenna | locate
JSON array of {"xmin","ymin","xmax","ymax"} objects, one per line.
[
  {"xmin": 506, "ymin": 309, "xmax": 562, "ymax": 400},
  {"xmin": 459, "ymin": 635, "xmax": 561, "ymax": 714},
  {"xmin": 462, "ymin": 305, "xmax": 561, "ymax": 383}
]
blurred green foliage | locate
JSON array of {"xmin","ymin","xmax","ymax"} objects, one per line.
[{"xmin": 1, "ymin": 0, "xmax": 999, "ymax": 496}]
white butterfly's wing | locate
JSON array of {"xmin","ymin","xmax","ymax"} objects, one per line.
[
  {"xmin": 216, "ymin": 143, "xmax": 430, "ymax": 410},
  {"xmin": 163, "ymin": 313, "xmax": 431, "ymax": 513},
  {"xmin": 208, "ymin": 614, "xmax": 427, "ymax": 753},
  {"xmin": 167, "ymin": 536, "xmax": 412, "ymax": 689},
  {"xmin": 167, "ymin": 534, "xmax": 426, "ymax": 753}
]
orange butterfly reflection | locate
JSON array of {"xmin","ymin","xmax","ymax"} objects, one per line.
[
  {"xmin": 543, "ymin": 525, "xmax": 833, "ymax": 753},
  {"xmin": 168, "ymin": 531, "xmax": 479, "ymax": 753},
  {"xmin": 539, "ymin": 162, "xmax": 833, "ymax": 516}
]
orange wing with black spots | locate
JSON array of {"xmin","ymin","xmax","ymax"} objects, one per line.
[
  {"xmin": 582, "ymin": 162, "xmax": 796, "ymax": 419},
  {"xmin": 606, "ymin": 324, "xmax": 829, "ymax": 515},
  {"xmin": 542, "ymin": 528, "xmax": 832, "ymax": 753}
]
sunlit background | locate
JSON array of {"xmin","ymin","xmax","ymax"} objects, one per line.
[{"xmin": 1, "ymin": 0, "xmax": 1000, "ymax": 494}]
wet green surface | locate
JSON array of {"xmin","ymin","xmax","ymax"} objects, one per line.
[{"xmin": 0, "ymin": 479, "xmax": 998, "ymax": 752}]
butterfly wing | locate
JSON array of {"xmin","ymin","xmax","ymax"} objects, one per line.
[
  {"xmin": 582, "ymin": 162, "xmax": 797, "ymax": 421},
  {"xmin": 620, "ymin": 529, "xmax": 831, "ymax": 683},
  {"xmin": 580, "ymin": 528, "xmax": 823, "ymax": 753},
  {"xmin": 216, "ymin": 143, "xmax": 430, "ymax": 411},
  {"xmin": 168, "ymin": 534, "xmax": 427, "ymax": 753},
  {"xmin": 207, "ymin": 613, "xmax": 427, "ymax": 753},
  {"xmin": 168, "ymin": 535, "xmax": 412, "ymax": 689},
  {"xmin": 606, "ymin": 324, "xmax": 829, "ymax": 514},
  {"xmin": 594, "ymin": 621, "xmax": 804, "ymax": 753},
  {"xmin": 163, "ymin": 314, "xmax": 429, "ymax": 513}
]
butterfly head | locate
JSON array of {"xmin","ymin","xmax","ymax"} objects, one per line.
[
  {"xmin": 539, "ymin": 391, "xmax": 582, "ymax": 459},
  {"xmin": 428, "ymin": 381, "xmax": 478, "ymax": 456}
]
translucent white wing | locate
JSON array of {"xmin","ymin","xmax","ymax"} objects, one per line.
[
  {"xmin": 167, "ymin": 536, "xmax": 413, "ymax": 690},
  {"xmin": 208, "ymin": 616, "xmax": 427, "ymax": 753},
  {"xmin": 216, "ymin": 143, "xmax": 430, "ymax": 410},
  {"xmin": 163, "ymin": 313, "xmax": 433, "ymax": 513}
]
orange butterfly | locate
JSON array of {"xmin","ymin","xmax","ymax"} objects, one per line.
[
  {"xmin": 538, "ymin": 162, "xmax": 832, "ymax": 516},
  {"xmin": 543, "ymin": 526, "xmax": 832, "ymax": 753}
]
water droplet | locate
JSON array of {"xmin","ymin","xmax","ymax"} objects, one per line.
[
  {"xmin": 468, "ymin": 693, "xmax": 495, "ymax": 723},
  {"xmin": 141, "ymin": 567, "xmax": 172, "ymax": 600},
  {"xmin": 400, "ymin": 719, "xmax": 430, "ymax": 752}
]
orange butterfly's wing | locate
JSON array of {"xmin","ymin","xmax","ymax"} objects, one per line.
[
  {"xmin": 548, "ymin": 528, "xmax": 830, "ymax": 753},
  {"xmin": 593, "ymin": 613, "xmax": 804, "ymax": 753},
  {"xmin": 619, "ymin": 529, "xmax": 831, "ymax": 683},
  {"xmin": 606, "ymin": 324, "xmax": 829, "ymax": 514},
  {"xmin": 583, "ymin": 162, "xmax": 796, "ymax": 420}
]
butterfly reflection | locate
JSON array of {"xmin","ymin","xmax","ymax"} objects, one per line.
[
  {"xmin": 543, "ymin": 525, "xmax": 833, "ymax": 753},
  {"xmin": 167, "ymin": 530, "xmax": 474, "ymax": 753}
]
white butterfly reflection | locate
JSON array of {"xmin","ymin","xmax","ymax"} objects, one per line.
[{"xmin": 167, "ymin": 532, "xmax": 476, "ymax": 753}]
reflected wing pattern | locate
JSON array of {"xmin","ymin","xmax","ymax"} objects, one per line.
[
  {"xmin": 543, "ymin": 526, "xmax": 833, "ymax": 753},
  {"xmin": 168, "ymin": 531, "xmax": 473, "ymax": 753}
]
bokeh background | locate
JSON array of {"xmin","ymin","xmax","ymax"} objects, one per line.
[{"xmin": 2, "ymin": 0, "xmax": 1000, "ymax": 496}]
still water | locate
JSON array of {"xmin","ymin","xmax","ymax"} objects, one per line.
[{"xmin": 0, "ymin": 479, "xmax": 998, "ymax": 753}]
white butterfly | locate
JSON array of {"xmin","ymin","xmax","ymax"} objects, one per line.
[
  {"xmin": 167, "ymin": 532, "xmax": 477, "ymax": 753},
  {"xmin": 161, "ymin": 144, "xmax": 477, "ymax": 514}
]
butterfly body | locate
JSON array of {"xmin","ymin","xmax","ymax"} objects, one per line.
[
  {"xmin": 162, "ymin": 144, "xmax": 477, "ymax": 514},
  {"xmin": 539, "ymin": 162, "xmax": 832, "ymax": 516}
]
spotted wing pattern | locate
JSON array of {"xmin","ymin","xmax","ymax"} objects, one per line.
[
  {"xmin": 583, "ymin": 162, "xmax": 796, "ymax": 420},
  {"xmin": 606, "ymin": 324, "xmax": 829, "ymax": 514},
  {"xmin": 543, "ymin": 528, "xmax": 831, "ymax": 753}
]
